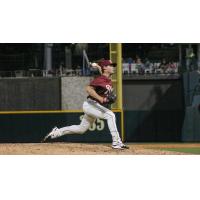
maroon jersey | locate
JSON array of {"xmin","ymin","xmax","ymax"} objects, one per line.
[{"xmin": 88, "ymin": 75, "xmax": 113, "ymax": 106}]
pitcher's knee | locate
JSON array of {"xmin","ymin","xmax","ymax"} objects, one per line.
[
  {"xmin": 78, "ymin": 126, "xmax": 88, "ymax": 134},
  {"xmin": 105, "ymin": 111, "xmax": 116, "ymax": 120}
]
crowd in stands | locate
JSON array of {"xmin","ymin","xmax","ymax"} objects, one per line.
[
  {"xmin": 0, "ymin": 55, "xmax": 179, "ymax": 78},
  {"xmin": 0, "ymin": 59, "xmax": 179, "ymax": 78},
  {"xmin": 122, "ymin": 56, "xmax": 179, "ymax": 75}
]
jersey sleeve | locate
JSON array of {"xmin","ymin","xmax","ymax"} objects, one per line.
[{"xmin": 89, "ymin": 77, "xmax": 103, "ymax": 87}]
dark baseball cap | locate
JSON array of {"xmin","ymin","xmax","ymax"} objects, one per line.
[{"xmin": 98, "ymin": 59, "xmax": 117, "ymax": 68}]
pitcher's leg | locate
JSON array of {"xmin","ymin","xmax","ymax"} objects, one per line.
[
  {"xmin": 84, "ymin": 101, "xmax": 128, "ymax": 148},
  {"xmin": 43, "ymin": 114, "xmax": 95, "ymax": 141},
  {"xmin": 103, "ymin": 110, "xmax": 129, "ymax": 149},
  {"xmin": 103, "ymin": 110, "xmax": 122, "ymax": 144},
  {"xmin": 56, "ymin": 100, "xmax": 104, "ymax": 138},
  {"xmin": 59, "ymin": 114, "xmax": 95, "ymax": 136}
]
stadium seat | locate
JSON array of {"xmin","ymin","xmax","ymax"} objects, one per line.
[
  {"xmin": 131, "ymin": 64, "xmax": 139, "ymax": 74},
  {"xmin": 123, "ymin": 63, "xmax": 129, "ymax": 74},
  {"xmin": 14, "ymin": 70, "xmax": 25, "ymax": 77}
]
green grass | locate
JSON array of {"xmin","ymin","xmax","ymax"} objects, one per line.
[{"xmin": 159, "ymin": 148, "xmax": 200, "ymax": 154}]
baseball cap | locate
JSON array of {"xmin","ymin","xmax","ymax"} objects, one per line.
[{"xmin": 98, "ymin": 59, "xmax": 117, "ymax": 68}]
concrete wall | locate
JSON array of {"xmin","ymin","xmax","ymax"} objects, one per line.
[
  {"xmin": 0, "ymin": 76, "xmax": 93, "ymax": 111},
  {"xmin": 61, "ymin": 77, "xmax": 92, "ymax": 110},
  {"xmin": 123, "ymin": 79, "xmax": 184, "ymax": 111},
  {"xmin": 0, "ymin": 77, "xmax": 60, "ymax": 111}
]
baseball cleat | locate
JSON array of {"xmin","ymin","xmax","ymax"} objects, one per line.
[
  {"xmin": 41, "ymin": 127, "xmax": 60, "ymax": 142},
  {"xmin": 112, "ymin": 143, "xmax": 129, "ymax": 150}
]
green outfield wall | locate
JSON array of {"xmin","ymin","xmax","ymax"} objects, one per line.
[
  {"xmin": 182, "ymin": 71, "xmax": 200, "ymax": 141},
  {"xmin": 125, "ymin": 110, "xmax": 184, "ymax": 142},
  {"xmin": 0, "ymin": 110, "xmax": 184, "ymax": 143},
  {"xmin": 0, "ymin": 111, "xmax": 121, "ymax": 143}
]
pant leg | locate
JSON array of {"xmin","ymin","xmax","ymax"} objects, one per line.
[
  {"xmin": 103, "ymin": 110, "xmax": 122, "ymax": 144},
  {"xmin": 84, "ymin": 100, "xmax": 122, "ymax": 144},
  {"xmin": 58, "ymin": 113, "xmax": 96, "ymax": 136}
]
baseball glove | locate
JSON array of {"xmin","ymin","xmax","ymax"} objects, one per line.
[{"xmin": 107, "ymin": 92, "xmax": 117, "ymax": 104}]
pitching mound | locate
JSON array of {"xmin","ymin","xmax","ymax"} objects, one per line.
[{"xmin": 0, "ymin": 143, "xmax": 199, "ymax": 155}]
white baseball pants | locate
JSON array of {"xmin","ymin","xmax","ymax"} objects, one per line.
[{"xmin": 56, "ymin": 99, "xmax": 122, "ymax": 144}]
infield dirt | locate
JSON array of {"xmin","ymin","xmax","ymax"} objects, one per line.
[{"xmin": 0, "ymin": 143, "xmax": 199, "ymax": 155}]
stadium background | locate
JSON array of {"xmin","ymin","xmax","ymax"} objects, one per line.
[{"xmin": 0, "ymin": 43, "xmax": 199, "ymax": 151}]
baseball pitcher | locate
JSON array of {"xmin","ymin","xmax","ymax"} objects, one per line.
[{"xmin": 42, "ymin": 59, "xmax": 128, "ymax": 149}]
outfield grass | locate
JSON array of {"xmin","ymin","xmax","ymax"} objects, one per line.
[{"xmin": 159, "ymin": 148, "xmax": 200, "ymax": 154}]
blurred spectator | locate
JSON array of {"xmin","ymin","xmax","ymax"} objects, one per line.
[
  {"xmin": 143, "ymin": 58, "xmax": 152, "ymax": 74},
  {"xmin": 144, "ymin": 58, "xmax": 151, "ymax": 68},
  {"xmin": 127, "ymin": 57, "xmax": 134, "ymax": 63},
  {"xmin": 122, "ymin": 55, "xmax": 179, "ymax": 75},
  {"xmin": 160, "ymin": 58, "xmax": 168, "ymax": 73},
  {"xmin": 135, "ymin": 55, "xmax": 145, "ymax": 75},
  {"xmin": 167, "ymin": 61, "xmax": 176, "ymax": 73},
  {"xmin": 127, "ymin": 57, "xmax": 134, "ymax": 73}
]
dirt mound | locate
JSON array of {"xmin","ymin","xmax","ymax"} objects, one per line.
[{"xmin": 0, "ymin": 143, "xmax": 192, "ymax": 155}]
